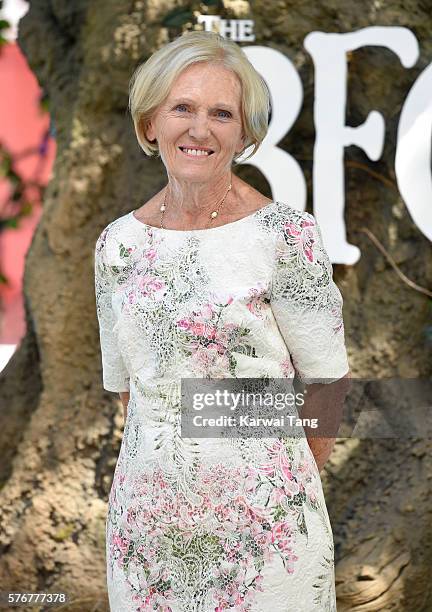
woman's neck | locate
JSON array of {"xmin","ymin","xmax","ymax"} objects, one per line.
[{"xmin": 164, "ymin": 172, "xmax": 238, "ymax": 222}]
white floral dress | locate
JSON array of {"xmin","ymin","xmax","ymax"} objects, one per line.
[{"xmin": 94, "ymin": 200, "xmax": 350, "ymax": 612}]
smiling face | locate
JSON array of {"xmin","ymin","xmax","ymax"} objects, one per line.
[{"xmin": 145, "ymin": 62, "xmax": 246, "ymax": 182}]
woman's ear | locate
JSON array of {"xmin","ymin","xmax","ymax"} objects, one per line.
[
  {"xmin": 145, "ymin": 118, "xmax": 156, "ymax": 143},
  {"xmin": 235, "ymin": 132, "xmax": 247, "ymax": 154}
]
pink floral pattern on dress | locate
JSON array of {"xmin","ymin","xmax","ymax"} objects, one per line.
[
  {"xmin": 107, "ymin": 439, "xmax": 324, "ymax": 611},
  {"xmin": 95, "ymin": 201, "xmax": 349, "ymax": 611},
  {"xmin": 283, "ymin": 217, "xmax": 316, "ymax": 262},
  {"xmin": 245, "ymin": 284, "xmax": 270, "ymax": 319}
]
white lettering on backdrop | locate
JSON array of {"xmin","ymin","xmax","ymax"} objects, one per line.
[
  {"xmin": 396, "ymin": 60, "xmax": 432, "ymax": 244},
  {"xmin": 238, "ymin": 45, "xmax": 307, "ymax": 218},
  {"xmin": 303, "ymin": 27, "xmax": 419, "ymax": 263},
  {"xmin": 197, "ymin": 16, "xmax": 255, "ymax": 41},
  {"xmin": 199, "ymin": 19, "xmax": 430, "ymax": 263}
]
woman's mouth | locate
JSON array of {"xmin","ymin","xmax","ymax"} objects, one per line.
[{"xmin": 178, "ymin": 146, "xmax": 215, "ymax": 158}]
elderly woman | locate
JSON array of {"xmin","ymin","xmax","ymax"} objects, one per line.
[{"xmin": 95, "ymin": 30, "xmax": 350, "ymax": 612}]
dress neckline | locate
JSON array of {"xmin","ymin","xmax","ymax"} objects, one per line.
[{"xmin": 129, "ymin": 200, "xmax": 278, "ymax": 234}]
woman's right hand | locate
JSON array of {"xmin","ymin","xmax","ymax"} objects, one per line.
[{"xmin": 119, "ymin": 391, "xmax": 130, "ymax": 422}]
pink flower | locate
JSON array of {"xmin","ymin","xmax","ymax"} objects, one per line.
[
  {"xmin": 205, "ymin": 328, "xmax": 217, "ymax": 340},
  {"xmin": 271, "ymin": 520, "xmax": 294, "ymax": 544},
  {"xmin": 281, "ymin": 473, "xmax": 300, "ymax": 497},
  {"xmin": 254, "ymin": 574, "xmax": 264, "ymax": 592},
  {"xmin": 144, "ymin": 248, "xmax": 157, "ymax": 261},
  {"xmin": 111, "ymin": 533, "xmax": 129, "ymax": 564},
  {"xmin": 138, "ymin": 274, "xmax": 165, "ymax": 296},
  {"xmin": 214, "ymin": 504, "xmax": 232, "ymax": 522},
  {"xmin": 206, "ymin": 342, "xmax": 221, "ymax": 352},
  {"xmin": 308, "ymin": 490, "xmax": 317, "ymax": 503},
  {"xmin": 284, "ymin": 218, "xmax": 316, "ymax": 262},
  {"xmin": 280, "ymin": 460, "xmax": 293, "ymax": 481},
  {"xmin": 233, "ymin": 495, "xmax": 250, "ymax": 515},
  {"xmin": 190, "ymin": 346, "xmax": 230, "ymax": 376},
  {"xmin": 176, "ymin": 318, "xmax": 191, "ymax": 330},
  {"xmin": 246, "ymin": 286, "xmax": 266, "ymax": 318},
  {"xmin": 304, "ymin": 481, "xmax": 318, "ymax": 503},
  {"xmin": 272, "ymin": 487, "xmax": 286, "ymax": 504},
  {"xmin": 190, "ymin": 322, "xmax": 207, "ymax": 336},
  {"xmin": 298, "ymin": 459, "xmax": 314, "ymax": 477},
  {"xmin": 214, "ymin": 329, "xmax": 229, "ymax": 345},
  {"xmin": 253, "ymin": 527, "xmax": 272, "ymax": 548},
  {"xmin": 270, "ymin": 439, "xmax": 284, "ymax": 452},
  {"xmin": 278, "ymin": 537, "xmax": 295, "ymax": 552},
  {"xmin": 112, "ymin": 534, "xmax": 128, "ymax": 551},
  {"xmin": 257, "ymin": 463, "xmax": 275, "ymax": 477},
  {"xmin": 201, "ymin": 302, "xmax": 215, "ymax": 317}
]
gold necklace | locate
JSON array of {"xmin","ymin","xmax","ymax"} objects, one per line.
[{"xmin": 160, "ymin": 174, "xmax": 233, "ymax": 230}]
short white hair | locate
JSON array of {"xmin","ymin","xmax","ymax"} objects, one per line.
[{"xmin": 128, "ymin": 30, "xmax": 271, "ymax": 163}]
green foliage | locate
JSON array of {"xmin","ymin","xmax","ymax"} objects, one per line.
[
  {"xmin": 161, "ymin": 7, "xmax": 194, "ymax": 28},
  {"xmin": 0, "ymin": 17, "xmax": 10, "ymax": 46}
]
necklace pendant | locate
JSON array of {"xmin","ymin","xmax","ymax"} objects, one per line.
[{"xmin": 160, "ymin": 176, "xmax": 231, "ymax": 228}]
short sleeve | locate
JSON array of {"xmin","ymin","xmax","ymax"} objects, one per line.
[
  {"xmin": 270, "ymin": 210, "xmax": 350, "ymax": 384},
  {"xmin": 94, "ymin": 227, "xmax": 130, "ymax": 392}
]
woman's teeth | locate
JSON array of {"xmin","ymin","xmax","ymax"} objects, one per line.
[{"xmin": 180, "ymin": 147, "xmax": 212, "ymax": 156}]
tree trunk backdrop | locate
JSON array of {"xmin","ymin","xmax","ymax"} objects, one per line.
[{"xmin": 0, "ymin": 1, "xmax": 431, "ymax": 610}]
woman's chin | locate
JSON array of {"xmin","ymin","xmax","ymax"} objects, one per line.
[{"xmin": 169, "ymin": 167, "xmax": 215, "ymax": 179}]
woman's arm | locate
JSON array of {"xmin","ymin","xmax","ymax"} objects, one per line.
[
  {"xmin": 300, "ymin": 371, "xmax": 352, "ymax": 472},
  {"xmin": 94, "ymin": 226, "xmax": 131, "ymax": 394},
  {"xmin": 119, "ymin": 391, "xmax": 130, "ymax": 421},
  {"xmin": 269, "ymin": 209, "xmax": 351, "ymax": 472}
]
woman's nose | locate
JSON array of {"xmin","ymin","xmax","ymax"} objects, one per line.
[{"xmin": 188, "ymin": 113, "xmax": 210, "ymax": 139}]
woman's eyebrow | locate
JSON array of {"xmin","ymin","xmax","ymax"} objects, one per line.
[{"xmin": 170, "ymin": 97, "xmax": 235, "ymax": 112}]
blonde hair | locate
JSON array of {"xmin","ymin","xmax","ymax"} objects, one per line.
[{"xmin": 128, "ymin": 30, "xmax": 271, "ymax": 163}]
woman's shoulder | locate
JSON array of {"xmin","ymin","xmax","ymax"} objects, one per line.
[
  {"xmin": 95, "ymin": 211, "xmax": 134, "ymax": 264},
  {"xmin": 256, "ymin": 200, "xmax": 315, "ymax": 235}
]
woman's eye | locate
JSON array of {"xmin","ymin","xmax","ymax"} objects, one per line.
[{"xmin": 174, "ymin": 105, "xmax": 231, "ymax": 118}]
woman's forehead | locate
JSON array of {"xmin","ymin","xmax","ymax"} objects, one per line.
[
  {"xmin": 167, "ymin": 66, "xmax": 242, "ymax": 105},
  {"xmin": 173, "ymin": 63, "xmax": 241, "ymax": 90}
]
